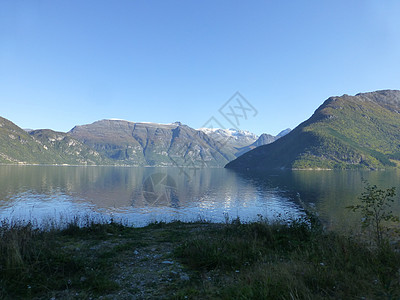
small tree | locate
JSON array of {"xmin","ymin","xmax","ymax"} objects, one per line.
[{"xmin": 347, "ymin": 180, "xmax": 399, "ymax": 247}]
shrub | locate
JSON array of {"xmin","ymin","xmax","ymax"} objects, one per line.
[{"xmin": 347, "ymin": 180, "xmax": 399, "ymax": 248}]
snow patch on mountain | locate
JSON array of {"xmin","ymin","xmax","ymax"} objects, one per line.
[{"xmin": 198, "ymin": 128, "xmax": 258, "ymax": 140}]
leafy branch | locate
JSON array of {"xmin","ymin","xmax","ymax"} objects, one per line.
[{"xmin": 347, "ymin": 179, "xmax": 399, "ymax": 247}]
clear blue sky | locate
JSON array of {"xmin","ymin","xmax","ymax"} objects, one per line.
[{"xmin": 1, "ymin": 0, "xmax": 400, "ymax": 135}]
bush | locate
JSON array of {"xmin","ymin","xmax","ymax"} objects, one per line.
[{"xmin": 347, "ymin": 179, "xmax": 399, "ymax": 248}]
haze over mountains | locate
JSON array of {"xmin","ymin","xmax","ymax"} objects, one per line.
[
  {"xmin": 0, "ymin": 117, "xmax": 286, "ymax": 166},
  {"xmin": 226, "ymin": 90, "xmax": 400, "ymax": 170}
]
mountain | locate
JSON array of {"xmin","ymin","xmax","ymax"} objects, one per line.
[
  {"xmin": 69, "ymin": 120, "xmax": 237, "ymax": 167},
  {"xmin": 276, "ymin": 128, "xmax": 292, "ymax": 137},
  {"xmin": 29, "ymin": 129, "xmax": 111, "ymax": 165},
  {"xmin": 0, "ymin": 116, "xmax": 46, "ymax": 164},
  {"xmin": 0, "ymin": 117, "xmax": 108, "ymax": 165},
  {"xmin": 0, "ymin": 115, "xmax": 288, "ymax": 167},
  {"xmin": 234, "ymin": 129, "xmax": 292, "ymax": 157},
  {"xmin": 235, "ymin": 133, "xmax": 276, "ymax": 157},
  {"xmin": 226, "ymin": 90, "xmax": 400, "ymax": 170},
  {"xmin": 251, "ymin": 133, "xmax": 277, "ymax": 147},
  {"xmin": 197, "ymin": 128, "xmax": 258, "ymax": 149}
]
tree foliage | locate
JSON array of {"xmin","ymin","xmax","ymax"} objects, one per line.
[{"xmin": 347, "ymin": 180, "xmax": 399, "ymax": 247}]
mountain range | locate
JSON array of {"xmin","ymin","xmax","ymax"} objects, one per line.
[
  {"xmin": 234, "ymin": 131, "xmax": 291, "ymax": 157},
  {"xmin": 197, "ymin": 128, "xmax": 259, "ymax": 149},
  {"xmin": 3, "ymin": 89, "xmax": 398, "ymax": 170},
  {"xmin": 226, "ymin": 90, "xmax": 400, "ymax": 170},
  {"xmin": 69, "ymin": 120, "xmax": 235, "ymax": 167},
  {"xmin": 0, "ymin": 117, "xmax": 287, "ymax": 166}
]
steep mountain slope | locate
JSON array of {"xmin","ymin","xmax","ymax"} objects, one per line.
[
  {"xmin": 0, "ymin": 116, "xmax": 46, "ymax": 164},
  {"xmin": 29, "ymin": 129, "xmax": 111, "ymax": 165},
  {"xmin": 226, "ymin": 90, "xmax": 400, "ymax": 170},
  {"xmin": 0, "ymin": 117, "xmax": 108, "ymax": 165},
  {"xmin": 69, "ymin": 120, "xmax": 236, "ymax": 167}
]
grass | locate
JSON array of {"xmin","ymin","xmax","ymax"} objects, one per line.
[
  {"xmin": 174, "ymin": 218, "xmax": 400, "ymax": 299},
  {"xmin": 0, "ymin": 216, "xmax": 399, "ymax": 299},
  {"xmin": 0, "ymin": 218, "xmax": 124, "ymax": 299}
]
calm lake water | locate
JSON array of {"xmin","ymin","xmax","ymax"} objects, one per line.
[{"xmin": 0, "ymin": 165, "xmax": 399, "ymax": 229}]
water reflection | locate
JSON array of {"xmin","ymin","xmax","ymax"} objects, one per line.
[
  {"xmin": 233, "ymin": 169, "xmax": 400, "ymax": 232},
  {"xmin": 290, "ymin": 170, "xmax": 400, "ymax": 231},
  {"xmin": 0, "ymin": 166, "xmax": 302, "ymax": 226}
]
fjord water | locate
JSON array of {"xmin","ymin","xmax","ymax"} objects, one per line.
[
  {"xmin": 0, "ymin": 165, "xmax": 399, "ymax": 229},
  {"xmin": 0, "ymin": 166, "xmax": 301, "ymax": 226}
]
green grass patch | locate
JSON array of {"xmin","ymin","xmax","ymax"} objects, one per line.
[
  {"xmin": 174, "ymin": 219, "xmax": 400, "ymax": 299},
  {"xmin": 1, "ymin": 218, "xmax": 399, "ymax": 299}
]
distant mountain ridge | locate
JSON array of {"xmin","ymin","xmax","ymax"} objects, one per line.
[
  {"xmin": 226, "ymin": 90, "xmax": 400, "ymax": 170},
  {"xmin": 68, "ymin": 119, "xmax": 287, "ymax": 167},
  {"xmin": 0, "ymin": 116, "xmax": 284, "ymax": 166},
  {"xmin": 4, "ymin": 89, "xmax": 400, "ymax": 169},
  {"xmin": 197, "ymin": 127, "xmax": 258, "ymax": 149},
  {"xmin": 276, "ymin": 128, "xmax": 291, "ymax": 138},
  {"xmin": 235, "ymin": 129, "xmax": 291, "ymax": 157},
  {"xmin": 69, "ymin": 119, "xmax": 236, "ymax": 167}
]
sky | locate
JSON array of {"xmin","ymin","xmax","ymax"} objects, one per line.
[{"xmin": 1, "ymin": 0, "xmax": 400, "ymax": 136}]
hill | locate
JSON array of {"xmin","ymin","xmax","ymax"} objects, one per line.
[
  {"xmin": 226, "ymin": 90, "xmax": 400, "ymax": 170},
  {"xmin": 0, "ymin": 117, "xmax": 109, "ymax": 165}
]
